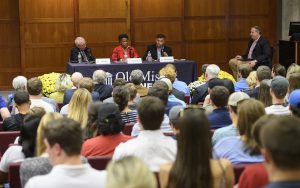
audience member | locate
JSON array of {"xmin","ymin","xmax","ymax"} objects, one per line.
[
  {"xmin": 78, "ymin": 77, "xmax": 100, "ymax": 101},
  {"xmin": 27, "ymin": 107, "xmax": 46, "ymax": 119},
  {"xmin": 93, "ymin": 69, "xmax": 113, "ymax": 101},
  {"xmin": 113, "ymin": 96, "xmax": 177, "ymax": 172},
  {"xmin": 286, "ymin": 63, "xmax": 300, "ymax": 79},
  {"xmin": 111, "ymin": 33, "xmax": 139, "ymax": 62},
  {"xmin": 258, "ymin": 79, "xmax": 272, "ymax": 107},
  {"xmin": 165, "ymin": 64, "xmax": 190, "ymax": 97},
  {"xmin": 103, "ymin": 78, "xmax": 127, "ymax": 103},
  {"xmin": 49, "ymin": 73, "xmax": 72, "ymax": 103},
  {"xmin": 63, "ymin": 72, "xmax": 83, "ymax": 104},
  {"xmin": 272, "ymin": 63, "xmax": 286, "ymax": 78},
  {"xmin": 124, "ymin": 83, "xmax": 139, "ymax": 110},
  {"xmin": 85, "ymin": 102, "xmax": 102, "ymax": 139},
  {"xmin": 234, "ymin": 64, "xmax": 251, "ymax": 92},
  {"xmin": 223, "ymin": 78, "xmax": 235, "ymax": 95},
  {"xmin": 106, "ymin": 156, "xmax": 157, "ymax": 188},
  {"xmin": 265, "ymin": 76, "xmax": 290, "ymax": 115},
  {"xmin": 3, "ymin": 91, "xmax": 30, "ymax": 131},
  {"xmin": 168, "ymin": 105, "xmax": 184, "ymax": 135},
  {"xmin": 213, "ymin": 99, "xmax": 265, "ymax": 165},
  {"xmin": 160, "ymin": 107, "xmax": 234, "ymax": 188},
  {"xmin": 212, "ymin": 92, "xmax": 250, "ymax": 145},
  {"xmin": 289, "ymin": 89, "xmax": 300, "ymax": 118},
  {"xmin": 81, "ymin": 103, "xmax": 132, "ymax": 157},
  {"xmin": 130, "ymin": 69, "xmax": 148, "ymax": 97},
  {"xmin": 203, "ymin": 78, "xmax": 225, "ymax": 114},
  {"xmin": 288, "ymin": 72, "xmax": 300, "ymax": 95},
  {"xmin": 24, "ymin": 118, "xmax": 106, "ymax": 188},
  {"xmin": 246, "ymin": 71, "xmax": 257, "ymax": 89},
  {"xmin": 7, "ymin": 75, "xmax": 27, "ymax": 106}
]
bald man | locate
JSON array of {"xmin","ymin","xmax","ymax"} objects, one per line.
[{"xmin": 70, "ymin": 37, "xmax": 95, "ymax": 63}]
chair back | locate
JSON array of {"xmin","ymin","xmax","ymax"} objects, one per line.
[
  {"xmin": 9, "ymin": 162, "xmax": 22, "ymax": 188},
  {"xmin": 87, "ymin": 156, "xmax": 112, "ymax": 170},
  {"xmin": 122, "ymin": 123, "xmax": 134, "ymax": 136},
  {"xmin": 0, "ymin": 131, "xmax": 20, "ymax": 157},
  {"xmin": 233, "ymin": 164, "xmax": 250, "ymax": 184}
]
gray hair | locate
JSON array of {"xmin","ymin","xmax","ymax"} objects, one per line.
[
  {"xmin": 206, "ymin": 64, "xmax": 220, "ymax": 78},
  {"xmin": 74, "ymin": 37, "xmax": 86, "ymax": 47},
  {"xmin": 93, "ymin": 70, "xmax": 106, "ymax": 84},
  {"xmin": 130, "ymin": 69, "xmax": 144, "ymax": 85},
  {"xmin": 12, "ymin": 76, "xmax": 27, "ymax": 90}
]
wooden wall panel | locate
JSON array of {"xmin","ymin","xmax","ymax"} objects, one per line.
[
  {"xmin": 185, "ymin": 0, "xmax": 226, "ymax": 16},
  {"xmin": 229, "ymin": 0, "xmax": 269, "ymax": 15}
]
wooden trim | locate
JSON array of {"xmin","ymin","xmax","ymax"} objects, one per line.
[
  {"xmin": 73, "ymin": 0, "xmax": 80, "ymax": 37},
  {"xmin": 23, "ymin": 18, "xmax": 74, "ymax": 24},
  {"xmin": 79, "ymin": 18, "xmax": 126, "ymax": 23},
  {"xmin": 133, "ymin": 17, "xmax": 181, "ymax": 22},
  {"xmin": 185, "ymin": 39, "xmax": 227, "ymax": 43},
  {"xmin": 24, "ymin": 43, "xmax": 74, "ymax": 48},
  {"xmin": 130, "ymin": 0, "xmax": 135, "ymax": 46},
  {"xmin": 228, "ymin": 14, "xmax": 269, "ymax": 18},
  {"xmin": 135, "ymin": 41, "xmax": 183, "ymax": 45},
  {"xmin": 0, "ymin": 19, "xmax": 19, "ymax": 23},
  {"xmin": 19, "ymin": 0, "xmax": 26, "ymax": 76},
  {"xmin": 184, "ymin": 16, "xmax": 226, "ymax": 20},
  {"xmin": 25, "ymin": 67, "xmax": 66, "ymax": 72},
  {"xmin": 0, "ymin": 68, "xmax": 21, "ymax": 72},
  {"xmin": 0, "ymin": 44, "xmax": 20, "ymax": 48}
]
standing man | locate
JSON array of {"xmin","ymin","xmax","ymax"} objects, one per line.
[
  {"xmin": 143, "ymin": 34, "xmax": 173, "ymax": 61},
  {"xmin": 70, "ymin": 37, "xmax": 95, "ymax": 63},
  {"xmin": 229, "ymin": 26, "xmax": 272, "ymax": 80}
]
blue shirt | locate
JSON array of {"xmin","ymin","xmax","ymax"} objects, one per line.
[
  {"xmin": 234, "ymin": 79, "xmax": 249, "ymax": 92},
  {"xmin": 173, "ymin": 79, "xmax": 190, "ymax": 96},
  {"xmin": 265, "ymin": 181, "xmax": 300, "ymax": 188},
  {"xmin": 165, "ymin": 95, "xmax": 186, "ymax": 115},
  {"xmin": 212, "ymin": 124, "xmax": 239, "ymax": 145},
  {"xmin": 0, "ymin": 96, "xmax": 7, "ymax": 109},
  {"xmin": 213, "ymin": 136, "xmax": 264, "ymax": 165},
  {"xmin": 208, "ymin": 107, "xmax": 232, "ymax": 129}
]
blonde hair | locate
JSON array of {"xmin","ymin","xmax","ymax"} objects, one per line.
[
  {"xmin": 56, "ymin": 73, "xmax": 73, "ymax": 92},
  {"xmin": 287, "ymin": 63, "xmax": 300, "ymax": 79},
  {"xmin": 159, "ymin": 66, "xmax": 176, "ymax": 82},
  {"xmin": 36, "ymin": 112, "xmax": 63, "ymax": 156},
  {"xmin": 246, "ymin": 71, "xmax": 257, "ymax": 89},
  {"xmin": 106, "ymin": 156, "xmax": 157, "ymax": 188},
  {"xmin": 68, "ymin": 88, "xmax": 92, "ymax": 129}
]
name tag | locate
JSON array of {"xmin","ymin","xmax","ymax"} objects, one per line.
[
  {"xmin": 160, "ymin": 56, "xmax": 174, "ymax": 62},
  {"xmin": 127, "ymin": 58, "xmax": 142, "ymax": 64},
  {"xmin": 96, "ymin": 58, "xmax": 111, "ymax": 64}
]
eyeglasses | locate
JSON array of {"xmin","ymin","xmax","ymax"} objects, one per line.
[{"xmin": 179, "ymin": 105, "xmax": 205, "ymax": 118}]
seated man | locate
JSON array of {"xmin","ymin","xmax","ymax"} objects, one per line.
[
  {"xmin": 3, "ymin": 91, "xmax": 30, "ymax": 131},
  {"xmin": 93, "ymin": 70, "xmax": 113, "ymax": 101},
  {"xmin": 208, "ymin": 86, "xmax": 232, "ymax": 129},
  {"xmin": 70, "ymin": 37, "xmax": 95, "ymax": 63},
  {"xmin": 260, "ymin": 116, "xmax": 300, "ymax": 188},
  {"xmin": 165, "ymin": 64, "xmax": 190, "ymax": 97},
  {"xmin": 272, "ymin": 63, "xmax": 286, "ymax": 78},
  {"xmin": 25, "ymin": 118, "xmax": 106, "ymax": 188},
  {"xmin": 265, "ymin": 76, "xmax": 290, "ymax": 115},
  {"xmin": 130, "ymin": 69, "xmax": 148, "ymax": 97},
  {"xmin": 113, "ymin": 96, "xmax": 177, "ymax": 172},
  {"xmin": 111, "ymin": 34, "xmax": 139, "ymax": 62},
  {"xmin": 229, "ymin": 26, "xmax": 272, "ymax": 80},
  {"xmin": 289, "ymin": 89, "xmax": 300, "ymax": 118},
  {"xmin": 143, "ymin": 34, "xmax": 172, "ymax": 61},
  {"xmin": 234, "ymin": 64, "xmax": 251, "ymax": 92}
]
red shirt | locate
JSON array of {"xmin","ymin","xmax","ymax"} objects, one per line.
[
  {"xmin": 81, "ymin": 134, "xmax": 132, "ymax": 157},
  {"xmin": 111, "ymin": 45, "xmax": 139, "ymax": 62},
  {"xmin": 238, "ymin": 163, "xmax": 269, "ymax": 188}
]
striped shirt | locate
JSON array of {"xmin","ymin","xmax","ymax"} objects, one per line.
[
  {"xmin": 120, "ymin": 110, "xmax": 138, "ymax": 123},
  {"xmin": 265, "ymin": 105, "xmax": 291, "ymax": 115}
]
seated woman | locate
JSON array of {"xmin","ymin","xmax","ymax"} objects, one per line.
[
  {"xmin": 113, "ymin": 85, "xmax": 138, "ymax": 124},
  {"xmin": 160, "ymin": 106, "xmax": 234, "ymax": 188},
  {"xmin": 81, "ymin": 103, "xmax": 132, "ymax": 157},
  {"xmin": 49, "ymin": 73, "xmax": 73, "ymax": 103},
  {"xmin": 111, "ymin": 34, "xmax": 139, "ymax": 62},
  {"xmin": 213, "ymin": 99, "xmax": 266, "ymax": 165}
]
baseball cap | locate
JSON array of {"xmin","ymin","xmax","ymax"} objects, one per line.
[
  {"xmin": 228, "ymin": 92, "xmax": 250, "ymax": 106},
  {"xmin": 169, "ymin": 106, "xmax": 184, "ymax": 121},
  {"xmin": 158, "ymin": 76, "xmax": 173, "ymax": 91},
  {"xmin": 289, "ymin": 89, "xmax": 300, "ymax": 107},
  {"xmin": 98, "ymin": 103, "xmax": 123, "ymax": 125},
  {"xmin": 267, "ymin": 76, "xmax": 289, "ymax": 96}
]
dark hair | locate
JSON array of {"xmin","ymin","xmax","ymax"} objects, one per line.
[
  {"xmin": 118, "ymin": 34, "xmax": 129, "ymax": 42},
  {"xmin": 113, "ymin": 78, "xmax": 127, "ymax": 88},
  {"xmin": 202, "ymin": 64, "xmax": 209, "ymax": 76},
  {"xmin": 238, "ymin": 64, "xmax": 252, "ymax": 78},
  {"xmin": 258, "ymin": 79, "xmax": 272, "ymax": 107},
  {"xmin": 137, "ymin": 96, "xmax": 164, "ymax": 130},
  {"xmin": 113, "ymin": 86, "xmax": 129, "ymax": 111},
  {"xmin": 290, "ymin": 104, "xmax": 300, "ymax": 118},
  {"xmin": 210, "ymin": 86, "xmax": 229, "ymax": 107},
  {"xmin": 148, "ymin": 82, "xmax": 169, "ymax": 105},
  {"xmin": 256, "ymin": 66, "xmax": 271, "ymax": 82},
  {"xmin": 168, "ymin": 108, "xmax": 212, "ymax": 188},
  {"xmin": 156, "ymin": 33, "xmax": 166, "ymax": 39},
  {"xmin": 207, "ymin": 78, "xmax": 224, "ymax": 90},
  {"xmin": 252, "ymin": 26, "xmax": 262, "ymax": 34},
  {"xmin": 27, "ymin": 77, "xmax": 43, "ymax": 95},
  {"xmin": 260, "ymin": 116, "xmax": 300, "ymax": 170},
  {"xmin": 21, "ymin": 114, "xmax": 41, "ymax": 157},
  {"xmin": 252, "ymin": 114, "xmax": 277, "ymax": 147},
  {"xmin": 223, "ymin": 79, "xmax": 235, "ymax": 94},
  {"xmin": 238, "ymin": 99, "xmax": 265, "ymax": 155},
  {"xmin": 85, "ymin": 101, "xmax": 103, "ymax": 139},
  {"xmin": 44, "ymin": 118, "xmax": 83, "ymax": 156},
  {"xmin": 14, "ymin": 91, "xmax": 30, "ymax": 105},
  {"xmin": 288, "ymin": 72, "xmax": 300, "ymax": 94},
  {"xmin": 273, "ymin": 64, "xmax": 286, "ymax": 77}
]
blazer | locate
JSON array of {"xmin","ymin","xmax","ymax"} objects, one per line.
[
  {"xmin": 111, "ymin": 45, "xmax": 139, "ymax": 62},
  {"xmin": 242, "ymin": 36, "xmax": 272, "ymax": 69},
  {"xmin": 143, "ymin": 44, "xmax": 173, "ymax": 60},
  {"xmin": 70, "ymin": 47, "xmax": 95, "ymax": 63}
]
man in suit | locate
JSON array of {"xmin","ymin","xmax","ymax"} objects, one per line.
[
  {"xmin": 93, "ymin": 69, "xmax": 113, "ymax": 101},
  {"xmin": 143, "ymin": 34, "xmax": 172, "ymax": 61},
  {"xmin": 229, "ymin": 26, "xmax": 272, "ymax": 80},
  {"xmin": 70, "ymin": 37, "xmax": 95, "ymax": 63}
]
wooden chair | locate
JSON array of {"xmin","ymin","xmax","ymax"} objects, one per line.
[
  {"xmin": 184, "ymin": 96, "xmax": 190, "ymax": 104},
  {"xmin": 0, "ymin": 131, "xmax": 20, "ymax": 157},
  {"xmin": 0, "ymin": 121, "xmax": 3, "ymax": 131},
  {"xmin": 9, "ymin": 162, "xmax": 22, "ymax": 188},
  {"xmin": 233, "ymin": 164, "xmax": 249, "ymax": 184},
  {"xmin": 87, "ymin": 156, "xmax": 112, "ymax": 170},
  {"xmin": 122, "ymin": 123, "xmax": 134, "ymax": 136}
]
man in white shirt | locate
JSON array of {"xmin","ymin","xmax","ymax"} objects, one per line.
[
  {"xmin": 265, "ymin": 76, "xmax": 291, "ymax": 115},
  {"xmin": 25, "ymin": 118, "xmax": 106, "ymax": 188},
  {"xmin": 114, "ymin": 96, "xmax": 177, "ymax": 172}
]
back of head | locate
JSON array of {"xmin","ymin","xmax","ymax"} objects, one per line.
[
  {"xmin": 288, "ymin": 72, "xmax": 300, "ymax": 94},
  {"xmin": 93, "ymin": 70, "xmax": 106, "ymax": 84},
  {"xmin": 169, "ymin": 107, "xmax": 212, "ymax": 188},
  {"xmin": 12, "ymin": 76, "xmax": 27, "ymax": 91},
  {"xmin": 228, "ymin": 92, "xmax": 250, "ymax": 114},
  {"xmin": 71, "ymin": 72, "xmax": 83, "ymax": 88},
  {"xmin": 256, "ymin": 66, "xmax": 271, "ymax": 82},
  {"xmin": 287, "ymin": 63, "xmax": 300, "ymax": 79},
  {"xmin": 79, "ymin": 77, "xmax": 94, "ymax": 92},
  {"xmin": 289, "ymin": 89, "xmax": 300, "ymax": 118},
  {"xmin": 113, "ymin": 85, "xmax": 129, "ymax": 111},
  {"xmin": 238, "ymin": 64, "xmax": 252, "ymax": 79},
  {"xmin": 272, "ymin": 64, "xmax": 286, "ymax": 77},
  {"xmin": 158, "ymin": 77, "xmax": 173, "ymax": 92},
  {"xmin": 130, "ymin": 69, "xmax": 144, "ymax": 85},
  {"xmin": 165, "ymin": 64, "xmax": 176, "ymax": 72},
  {"xmin": 56, "ymin": 73, "xmax": 72, "ymax": 92},
  {"xmin": 205, "ymin": 64, "xmax": 220, "ymax": 79},
  {"xmin": 44, "ymin": 118, "xmax": 83, "ymax": 156},
  {"xmin": 98, "ymin": 103, "xmax": 123, "ymax": 135},
  {"xmin": 125, "ymin": 83, "xmax": 137, "ymax": 101},
  {"xmin": 14, "ymin": 91, "xmax": 30, "ymax": 106},
  {"xmin": 148, "ymin": 81, "xmax": 169, "ymax": 105},
  {"xmin": 210, "ymin": 86, "xmax": 229, "ymax": 108},
  {"xmin": 268, "ymin": 76, "xmax": 289, "ymax": 99},
  {"xmin": 106, "ymin": 156, "xmax": 157, "ymax": 188},
  {"xmin": 246, "ymin": 71, "xmax": 257, "ymax": 89},
  {"xmin": 159, "ymin": 66, "xmax": 176, "ymax": 83},
  {"xmin": 223, "ymin": 79, "xmax": 235, "ymax": 94},
  {"xmin": 27, "ymin": 77, "xmax": 43, "ymax": 96},
  {"xmin": 260, "ymin": 116, "xmax": 300, "ymax": 170},
  {"xmin": 258, "ymin": 79, "xmax": 272, "ymax": 107},
  {"xmin": 138, "ymin": 96, "xmax": 164, "ymax": 130},
  {"xmin": 28, "ymin": 107, "xmax": 46, "ymax": 119},
  {"xmin": 207, "ymin": 78, "xmax": 224, "ymax": 90},
  {"xmin": 86, "ymin": 101, "xmax": 103, "ymax": 138},
  {"xmin": 113, "ymin": 78, "xmax": 127, "ymax": 88}
]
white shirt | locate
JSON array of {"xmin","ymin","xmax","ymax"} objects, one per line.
[
  {"xmin": 25, "ymin": 164, "xmax": 106, "ymax": 188},
  {"xmin": 131, "ymin": 114, "xmax": 172, "ymax": 136},
  {"xmin": 60, "ymin": 104, "xmax": 69, "ymax": 115},
  {"xmin": 0, "ymin": 145, "xmax": 25, "ymax": 172},
  {"xmin": 30, "ymin": 99, "xmax": 55, "ymax": 113},
  {"xmin": 265, "ymin": 105, "xmax": 291, "ymax": 115},
  {"xmin": 113, "ymin": 130, "xmax": 177, "ymax": 172}
]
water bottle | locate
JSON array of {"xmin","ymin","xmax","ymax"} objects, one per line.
[
  {"xmin": 146, "ymin": 51, "xmax": 152, "ymax": 61},
  {"xmin": 123, "ymin": 51, "xmax": 128, "ymax": 62},
  {"xmin": 78, "ymin": 52, "xmax": 82, "ymax": 63}
]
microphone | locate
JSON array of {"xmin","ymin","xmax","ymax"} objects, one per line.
[{"xmin": 128, "ymin": 46, "xmax": 133, "ymax": 58}]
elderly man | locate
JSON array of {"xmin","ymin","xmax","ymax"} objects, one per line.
[
  {"xmin": 130, "ymin": 69, "xmax": 148, "ymax": 97},
  {"xmin": 70, "ymin": 37, "xmax": 95, "ymax": 63},
  {"xmin": 93, "ymin": 70, "xmax": 113, "ymax": 101},
  {"xmin": 229, "ymin": 26, "xmax": 272, "ymax": 80}
]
